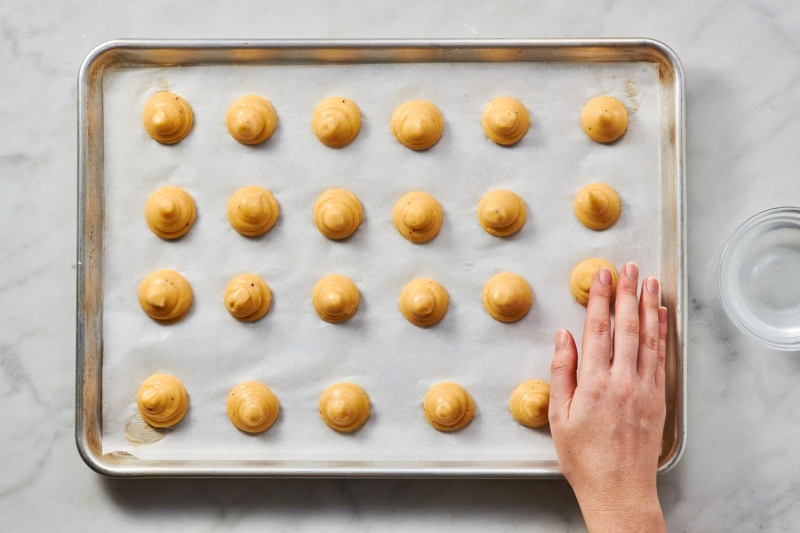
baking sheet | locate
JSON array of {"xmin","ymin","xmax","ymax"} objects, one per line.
[{"xmin": 101, "ymin": 61, "xmax": 661, "ymax": 462}]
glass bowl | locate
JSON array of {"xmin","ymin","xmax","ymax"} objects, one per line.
[{"xmin": 719, "ymin": 207, "xmax": 800, "ymax": 351}]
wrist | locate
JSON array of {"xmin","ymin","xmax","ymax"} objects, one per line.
[{"xmin": 575, "ymin": 488, "xmax": 665, "ymax": 533}]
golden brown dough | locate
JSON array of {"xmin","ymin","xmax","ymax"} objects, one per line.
[
  {"xmin": 138, "ymin": 269, "xmax": 193, "ymax": 324},
  {"xmin": 423, "ymin": 382, "xmax": 475, "ymax": 432},
  {"xmin": 509, "ymin": 379, "xmax": 550, "ymax": 428},
  {"xmin": 313, "ymin": 189, "xmax": 363, "ymax": 240},
  {"xmin": 393, "ymin": 191, "xmax": 443, "ymax": 243},
  {"xmin": 477, "ymin": 190, "xmax": 526, "ymax": 237},
  {"xmin": 142, "ymin": 92, "xmax": 194, "ymax": 144},
  {"xmin": 399, "ymin": 278, "xmax": 449, "ymax": 327},
  {"xmin": 391, "ymin": 100, "xmax": 443, "ymax": 150},
  {"xmin": 313, "ymin": 274, "xmax": 360, "ymax": 323},
  {"xmin": 312, "ymin": 96, "xmax": 361, "ymax": 147},
  {"xmin": 144, "ymin": 186, "xmax": 196, "ymax": 239},
  {"xmin": 226, "ymin": 381, "xmax": 279, "ymax": 433},
  {"xmin": 569, "ymin": 258, "xmax": 619, "ymax": 306},
  {"xmin": 319, "ymin": 382, "xmax": 370, "ymax": 433},
  {"xmin": 581, "ymin": 96, "xmax": 628, "ymax": 143},
  {"xmin": 573, "ymin": 182, "xmax": 621, "ymax": 230},
  {"xmin": 225, "ymin": 95, "xmax": 278, "ymax": 145},
  {"xmin": 227, "ymin": 186, "xmax": 279, "ymax": 237},
  {"xmin": 482, "ymin": 272, "xmax": 533, "ymax": 323},
  {"xmin": 224, "ymin": 274, "xmax": 272, "ymax": 322},
  {"xmin": 137, "ymin": 373, "xmax": 189, "ymax": 428},
  {"xmin": 482, "ymin": 97, "xmax": 530, "ymax": 145}
]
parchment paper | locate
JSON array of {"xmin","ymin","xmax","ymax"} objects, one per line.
[{"xmin": 102, "ymin": 61, "xmax": 661, "ymax": 461}]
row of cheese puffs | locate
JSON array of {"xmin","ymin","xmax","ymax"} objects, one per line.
[
  {"xmin": 142, "ymin": 91, "xmax": 629, "ymax": 147},
  {"xmin": 145, "ymin": 181, "xmax": 622, "ymax": 243},
  {"xmin": 135, "ymin": 374, "xmax": 551, "ymax": 434},
  {"xmin": 138, "ymin": 257, "xmax": 620, "ymax": 327}
]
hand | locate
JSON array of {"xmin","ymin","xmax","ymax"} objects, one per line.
[{"xmin": 549, "ymin": 262, "xmax": 668, "ymax": 533}]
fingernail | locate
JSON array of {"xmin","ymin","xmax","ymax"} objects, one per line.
[
  {"xmin": 659, "ymin": 307, "xmax": 668, "ymax": 324},
  {"xmin": 598, "ymin": 267, "xmax": 612, "ymax": 285},
  {"xmin": 556, "ymin": 329, "xmax": 568, "ymax": 348},
  {"xmin": 625, "ymin": 262, "xmax": 639, "ymax": 281},
  {"xmin": 646, "ymin": 277, "xmax": 659, "ymax": 294}
]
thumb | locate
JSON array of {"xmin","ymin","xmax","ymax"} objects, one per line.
[{"xmin": 549, "ymin": 329, "xmax": 578, "ymax": 424}]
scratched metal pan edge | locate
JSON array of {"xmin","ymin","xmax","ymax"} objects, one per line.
[{"xmin": 76, "ymin": 38, "xmax": 686, "ymax": 478}]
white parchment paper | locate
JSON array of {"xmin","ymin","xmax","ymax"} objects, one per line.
[{"xmin": 102, "ymin": 61, "xmax": 661, "ymax": 461}]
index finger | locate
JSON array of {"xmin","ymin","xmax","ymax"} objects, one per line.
[{"xmin": 579, "ymin": 267, "xmax": 615, "ymax": 378}]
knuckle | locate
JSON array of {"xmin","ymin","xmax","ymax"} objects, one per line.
[
  {"xmin": 588, "ymin": 317, "xmax": 611, "ymax": 336},
  {"xmin": 589, "ymin": 388, "xmax": 604, "ymax": 403},
  {"xmin": 617, "ymin": 316, "xmax": 639, "ymax": 336},
  {"xmin": 653, "ymin": 390, "xmax": 667, "ymax": 414},
  {"xmin": 644, "ymin": 297, "xmax": 660, "ymax": 312},
  {"xmin": 550, "ymin": 356, "xmax": 573, "ymax": 375},
  {"xmin": 590, "ymin": 282, "xmax": 613, "ymax": 300},
  {"xmin": 586, "ymin": 380, "xmax": 607, "ymax": 402},
  {"xmin": 658, "ymin": 328, "xmax": 668, "ymax": 341},
  {"xmin": 617, "ymin": 381, "xmax": 637, "ymax": 402},
  {"xmin": 619, "ymin": 282, "xmax": 638, "ymax": 296},
  {"xmin": 645, "ymin": 392, "xmax": 667, "ymax": 419},
  {"xmin": 642, "ymin": 333, "xmax": 659, "ymax": 352},
  {"xmin": 656, "ymin": 399, "xmax": 667, "ymax": 418}
]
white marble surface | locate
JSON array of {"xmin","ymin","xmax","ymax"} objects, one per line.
[{"xmin": 2, "ymin": 0, "xmax": 800, "ymax": 530}]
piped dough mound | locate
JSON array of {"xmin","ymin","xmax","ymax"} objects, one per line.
[
  {"xmin": 227, "ymin": 186, "xmax": 279, "ymax": 237},
  {"xmin": 226, "ymin": 381, "xmax": 280, "ymax": 433},
  {"xmin": 477, "ymin": 189, "xmax": 526, "ymax": 237},
  {"xmin": 224, "ymin": 274, "xmax": 272, "ymax": 322},
  {"xmin": 137, "ymin": 373, "xmax": 189, "ymax": 428},
  {"xmin": 482, "ymin": 272, "xmax": 533, "ymax": 323},
  {"xmin": 573, "ymin": 182, "xmax": 621, "ymax": 230},
  {"xmin": 138, "ymin": 269, "xmax": 193, "ymax": 324},
  {"xmin": 391, "ymin": 100, "xmax": 443, "ymax": 150},
  {"xmin": 142, "ymin": 92, "xmax": 193, "ymax": 144},
  {"xmin": 399, "ymin": 278, "xmax": 449, "ymax": 327},
  {"xmin": 312, "ymin": 274, "xmax": 360, "ymax": 323},
  {"xmin": 509, "ymin": 379, "xmax": 550, "ymax": 428},
  {"xmin": 393, "ymin": 191, "xmax": 443, "ymax": 243},
  {"xmin": 226, "ymin": 95, "xmax": 277, "ymax": 145},
  {"xmin": 581, "ymin": 96, "xmax": 628, "ymax": 143},
  {"xmin": 319, "ymin": 382, "xmax": 370, "ymax": 433},
  {"xmin": 423, "ymin": 382, "xmax": 475, "ymax": 432},
  {"xmin": 569, "ymin": 258, "xmax": 619, "ymax": 306},
  {"xmin": 313, "ymin": 189, "xmax": 363, "ymax": 240},
  {"xmin": 144, "ymin": 186, "xmax": 196, "ymax": 239},
  {"xmin": 312, "ymin": 96, "xmax": 361, "ymax": 147},
  {"xmin": 482, "ymin": 97, "xmax": 530, "ymax": 145}
]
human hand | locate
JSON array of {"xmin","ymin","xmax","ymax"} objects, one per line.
[{"xmin": 549, "ymin": 262, "xmax": 668, "ymax": 533}]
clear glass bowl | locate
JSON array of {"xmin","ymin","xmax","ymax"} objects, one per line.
[{"xmin": 719, "ymin": 207, "xmax": 800, "ymax": 351}]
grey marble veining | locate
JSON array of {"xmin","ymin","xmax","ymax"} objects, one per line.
[{"xmin": 2, "ymin": 0, "xmax": 800, "ymax": 530}]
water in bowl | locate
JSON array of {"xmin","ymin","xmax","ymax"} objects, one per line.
[{"xmin": 723, "ymin": 219, "xmax": 800, "ymax": 345}]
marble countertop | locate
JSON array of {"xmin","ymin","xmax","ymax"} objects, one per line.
[{"xmin": 2, "ymin": 0, "xmax": 800, "ymax": 530}]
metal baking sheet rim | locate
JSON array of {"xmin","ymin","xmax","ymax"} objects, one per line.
[{"xmin": 77, "ymin": 38, "xmax": 686, "ymax": 478}]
